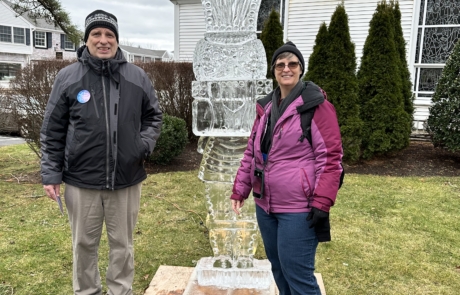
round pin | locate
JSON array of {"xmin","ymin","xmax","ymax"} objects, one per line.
[{"xmin": 77, "ymin": 90, "xmax": 91, "ymax": 103}]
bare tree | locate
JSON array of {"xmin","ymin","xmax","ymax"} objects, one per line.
[
  {"xmin": 6, "ymin": 59, "xmax": 74, "ymax": 158},
  {"xmin": 136, "ymin": 61, "xmax": 195, "ymax": 140}
]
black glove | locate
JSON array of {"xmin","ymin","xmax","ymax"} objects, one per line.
[
  {"xmin": 306, "ymin": 207, "xmax": 331, "ymax": 242},
  {"xmin": 306, "ymin": 207, "xmax": 329, "ymax": 228}
]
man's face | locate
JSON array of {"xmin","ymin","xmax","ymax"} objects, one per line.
[{"xmin": 86, "ymin": 27, "xmax": 118, "ymax": 59}]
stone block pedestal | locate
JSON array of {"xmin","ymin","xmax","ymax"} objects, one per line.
[{"xmin": 144, "ymin": 263, "xmax": 326, "ymax": 295}]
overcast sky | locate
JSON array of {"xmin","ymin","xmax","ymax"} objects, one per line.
[{"xmin": 59, "ymin": 0, "xmax": 176, "ymax": 51}]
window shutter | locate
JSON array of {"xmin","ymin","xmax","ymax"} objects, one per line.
[
  {"xmin": 33, "ymin": 31, "xmax": 36, "ymax": 47},
  {"xmin": 61, "ymin": 34, "xmax": 65, "ymax": 49},
  {"xmin": 26, "ymin": 29, "xmax": 30, "ymax": 45},
  {"xmin": 47, "ymin": 32, "xmax": 52, "ymax": 48}
]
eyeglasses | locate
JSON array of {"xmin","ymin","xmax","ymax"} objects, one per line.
[{"xmin": 274, "ymin": 61, "xmax": 301, "ymax": 71}]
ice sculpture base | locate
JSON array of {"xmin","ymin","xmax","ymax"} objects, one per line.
[{"xmin": 195, "ymin": 257, "xmax": 273, "ymax": 289}]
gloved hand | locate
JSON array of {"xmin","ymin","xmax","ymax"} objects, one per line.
[
  {"xmin": 307, "ymin": 207, "xmax": 331, "ymax": 242},
  {"xmin": 306, "ymin": 207, "xmax": 329, "ymax": 228}
]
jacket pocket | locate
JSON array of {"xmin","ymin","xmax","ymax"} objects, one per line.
[
  {"xmin": 300, "ymin": 168, "xmax": 313, "ymax": 199},
  {"xmin": 135, "ymin": 133, "xmax": 146, "ymax": 163}
]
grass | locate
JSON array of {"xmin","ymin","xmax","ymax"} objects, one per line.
[{"xmin": 0, "ymin": 144, "xmax": 459, "ymax": 295}]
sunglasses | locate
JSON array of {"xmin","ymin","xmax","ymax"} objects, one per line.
[{"xmin": 274, "ymin": 61, "xmax": 301, "ymax": 71}]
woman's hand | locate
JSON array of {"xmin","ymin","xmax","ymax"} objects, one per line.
[{"xmin": 231, "ymin": 199, "xmax": 245, "ymax": 215}]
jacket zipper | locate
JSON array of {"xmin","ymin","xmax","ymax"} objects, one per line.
[
  {"xmin": 102, "ymin": 62, "xmax": 110, "ymax": 189},
  {"xmin": 90, "ymin": 89, "xmax": 100, "ymax": 118},
  {"xmin": 261, "ymin": 105, "xmax": 270, "ymax": 213}
]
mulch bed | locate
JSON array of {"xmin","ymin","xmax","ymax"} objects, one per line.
[{"xmin": 146, "ymin": 140, "xmax": 460, "ymax": 177}]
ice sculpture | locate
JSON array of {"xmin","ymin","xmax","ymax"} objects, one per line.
[{"xmin": 192, "ymin": 0, "xmax": 273, "ymax": 289}]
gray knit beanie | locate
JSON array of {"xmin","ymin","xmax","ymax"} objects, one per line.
[{"xmin": 84, "ymin": 10, "xmax": 119, "ymax": 43}]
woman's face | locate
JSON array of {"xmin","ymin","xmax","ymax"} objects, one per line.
[{"xmin": 274, "ymin": 55, "xmax": 301, "ymax": 89}]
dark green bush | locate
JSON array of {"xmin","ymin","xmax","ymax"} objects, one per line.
[
  {"xmin": 392, "ymin": 1, "xmax": 414, "ymax": 121},
  {"xmin": 304, "ymin": 22, "xmax": 329, "ymax": 88},
  {"xmin": 149, "ymin": 114, "xmax": 188, "ymax": 165},
  {"xmin": 357, "ymin": 1, "xmax": 411, "ymax": 159},
  {"xmin": 260, "ymin": 8, "xmax": 284, "ymax": 85},
  {"xmin": 318, "ymin": 4, "xmax": 362, "ymax": 162},
  {"xmin": 305, "ymin": 6, "xmax": 362, "ymax": 162},
  {"xmin": 426, "ymin": 39, "xmax": 460, "ymax": 152}
]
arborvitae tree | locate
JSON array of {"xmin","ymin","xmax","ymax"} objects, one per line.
[
  {"xmin": 260, "ymin": 8, "xmax": 284, "ymax": 86},
  {"xmin": 392, "ymin": 1, "xmax": 414, "ymax": 122},
  {"xmin": 304, "ymin": 22, "xmax": 329, "ymax": 88},
  {"xmin": 320, "ymin": 4, "xmax": 362, "ymax": 162},
  {"xmin": 357, "ymin": 1, "xmax": 411, "ymax": 159},
  {"xmin": 426, "ymin": 39, "xmax": 460, "ymax": 152}
]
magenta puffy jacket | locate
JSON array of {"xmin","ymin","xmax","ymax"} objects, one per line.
[{"xmin": 231, "ymin": 84, "xmax": 343, "ymax": 213}]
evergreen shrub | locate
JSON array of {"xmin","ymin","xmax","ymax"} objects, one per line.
[
  {"xmin": 304, "ymin": 22, "xmax": 329, "ymax": 88},
  {"xmin": 426, "ymin": 39, "xmax": 460, "ymax": 152},
  {"xmin": 305, "ymin": 5, "xmax": 362, "ymax": 162},
  {"xmin": 260, "ymin": 8, "xmax": 284, "ymax": 85},
  {"xmin": 357, "ymin": 1, "xmax": 411, "ymax": 159},
  {"xmin": 149, "ymin": 113, "xmax": 188, "ymax": 165},
  {"xmin": 392, "ymin": 1, "xmax": 414, "ymax": 121}
]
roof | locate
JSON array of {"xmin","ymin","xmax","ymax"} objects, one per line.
[
  {"xmin": 2, "ymin": 0, "xmax": 62, "ymax": 31},
  {"xmin": 119, "ymin": 44, "xmax": 169, "ymax": 58}
]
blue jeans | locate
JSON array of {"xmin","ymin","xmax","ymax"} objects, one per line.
[{"xmin": 256, "ymin": 205, "xmax": 321, "ymax": 295}]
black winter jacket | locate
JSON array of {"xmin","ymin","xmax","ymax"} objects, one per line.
[{"xmin": 40, "ymin": 46, "xmax": 162, "ymax": 190}]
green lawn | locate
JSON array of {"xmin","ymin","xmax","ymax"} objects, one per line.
[{"xmin": 0, "ymin": 144, "xmax": 459, "ymax": 295}]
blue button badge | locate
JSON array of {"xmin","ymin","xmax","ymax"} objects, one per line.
[{"xmin": 77, "ymin": 90, "xmax": 91, "ymax": 103}]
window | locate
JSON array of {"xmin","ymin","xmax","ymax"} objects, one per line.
[
  {"xmin": 0, "ymin": 25, "xmax": 12, "ymax": 43},
  {"xmin": 35, "ymin": 31, "xmax": 46, "ymax": 48},
  {"xmin": 413, "ymin": 0, "xmax": 460, "ymax": 93},
  {"xmin": 63, "ymin": 35, "xmax": 75, "ymax": 50},
  {"xmin": 257, "ymin": 0, "xmax": 284, "ymax": 32},
  {"xmin": 13, "ymin": 27, "xmax": 25, "ymax": 44},
  {"xmin": 412, "ymin": 0, "xmax": 460, "ymax": 129},
  {"xmin": 0, "ymin": 63, "xmax": 21, "ymax": 81},
  {"xmin": 56, "ymin": 52, "xmax": 63, "ymax": 59},
  {"xmin": 0, "ymin": 26, "xmax": 27, "ymax": 44}
]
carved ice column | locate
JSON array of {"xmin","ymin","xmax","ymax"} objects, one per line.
[{"xmin": 192, "ymin": 0, "xmax": 273, "ymax": 289}]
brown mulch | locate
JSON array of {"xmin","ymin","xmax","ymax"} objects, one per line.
[
  {"xmin": 146, "ymin": 140, "xmax": 460, "ymax": 177},
  {"xmin": 14, "ymin": 140, "xmax": 458, "ymax": 184}
]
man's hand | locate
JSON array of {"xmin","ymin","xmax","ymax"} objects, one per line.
[
  {"xmin": 43, "ymin": 184, "xmax": 61, "ymax": 201},
  {"xmin": 231, "ymin": 199, "xmax": 245, "ymax": 215},
  {"xmin": 306, "ymin": 207, "xmax": 329, "ymax": 228}
]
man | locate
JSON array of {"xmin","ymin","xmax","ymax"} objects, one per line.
[{"xmin": 40, "ymin": 9, "xmax": 162, "ymax": 295}]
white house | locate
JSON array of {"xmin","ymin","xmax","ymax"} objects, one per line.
[
  {"xmin": 0, "ymin": 0, "xmax": 78, "ymax": 88},
  {"xmin": 119, "ymin": 44, "xmax": 174, "ymax": 63},
  {"xmin": 170, "ymin": 0, "xmax": 459, "ymax": 130}
]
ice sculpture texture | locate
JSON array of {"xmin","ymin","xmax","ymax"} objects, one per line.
[{"xmin": 192, "ymin": 0, "xmax": 273, "ymax": 289}]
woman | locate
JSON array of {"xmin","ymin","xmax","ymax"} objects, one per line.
[{"xmin": 230, "ymin": 41, "xmax": 343, "ymax": 295}]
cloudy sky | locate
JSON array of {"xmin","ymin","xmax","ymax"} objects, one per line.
[{"xmin": 59, "ymin": 0, "xmax": 175, "ymax": 51}]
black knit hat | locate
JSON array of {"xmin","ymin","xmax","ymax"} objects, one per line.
[
  {"xmin": 271, "ymin": 41, "xmax": 305, "ymax": 78},
  {"xmin": 84, "ymin": 10, "xmax": 119, "ymax": 43}
]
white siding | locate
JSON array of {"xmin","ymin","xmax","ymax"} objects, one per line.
[
  {"xmin": 286, "ymin": 0, "xmax": 414, "ymax": 70},
  {"xmin": 0, "ymin": 2, "xmax": 33, "ymax": 55},
  {"xmin": 178, "ymin": 4, "xmax": 206, "ymax": 61},
  {"xmin": 0, "ymin": 2, "xmax": 30, "ymax": 27}
]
